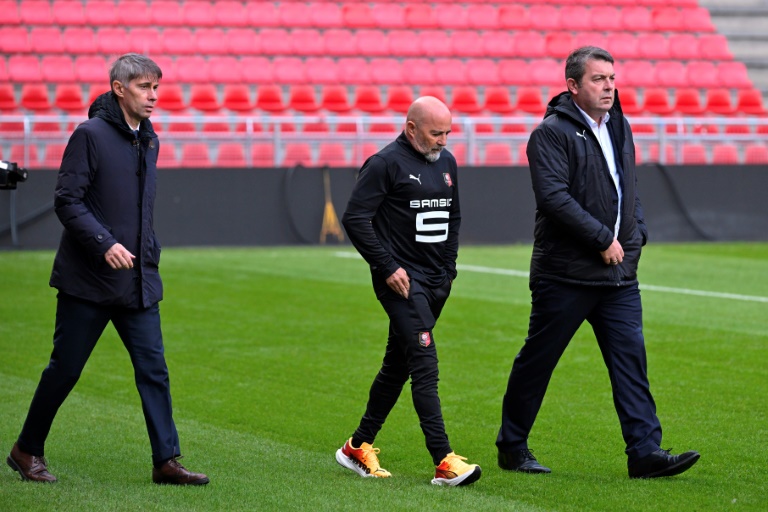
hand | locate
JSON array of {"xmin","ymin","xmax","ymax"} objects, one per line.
[
  {"xmin": 386, "ymin": 267, "xmax": 410, "ymax": 299},
  {"xmin": 600, "ymin": 239, "xmax": 625, "ymax": 266},
  {"xmin": 104, "ymin": 243, "xmax": 136, "ymax": 270}
]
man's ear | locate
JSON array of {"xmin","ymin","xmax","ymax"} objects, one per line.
[
  {"xmin": 112, "ymin": 80, "xmax": 124, "ymax": 98},
  {"xmin": 566, "ymin": 78, "xmax": 579, "ymax": 96},
  {"xmin": 405, "ymin": 120, "xmax": 415, "ymax": 136}
]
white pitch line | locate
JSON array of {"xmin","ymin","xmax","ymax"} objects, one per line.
[{"xmin": 335, "ymin": 251, "xmax": 768, "ymax": 304}]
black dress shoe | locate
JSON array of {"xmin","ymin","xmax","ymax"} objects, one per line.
[
  {"xmin": 152, "ymin": 457, "xmax": 209, "ymax": 485},
  {"xmin": 628, "ymin": 449, "xmax": 700, "ymax": 479},
  {"xmin": 498, "ymin": 449, "xmax": 551, "ymax": 473}
]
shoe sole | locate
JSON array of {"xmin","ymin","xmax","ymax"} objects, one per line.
[
  {"xmin": 630, "ymin": 452, "xmax": 701, "ymax": 479},
  {"xmin": 431, "ymin": 465, "xmax": 482, "ymax": 487},
  {"xmin": 335, "ymin": 448, "xmax": 385, "ymax": 478},
  {"xmin": 152, "ymin": 477, "xmax": 210, "ymax": 485}
]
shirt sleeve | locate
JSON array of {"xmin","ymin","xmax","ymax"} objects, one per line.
[{"xmin": 341, "ymin": 155, "xmax": 401, "ymax": 279}]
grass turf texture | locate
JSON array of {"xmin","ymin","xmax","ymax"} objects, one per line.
[{"xmin": 1, "ymin": 244, "xmax": 766, "ymax": 511}]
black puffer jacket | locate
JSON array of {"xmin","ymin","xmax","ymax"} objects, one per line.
[
  {"xmin": 526, "ymin": 90, "xmax": 648, "ymax": 287},
  {"xmin": 49, "ymin": 91, "xmax": 163, "ymax": 308}
]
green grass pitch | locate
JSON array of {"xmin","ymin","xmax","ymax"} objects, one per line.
[{"xmin": 1, "ymin": 244, "xmax": 766, "ymax": 511}]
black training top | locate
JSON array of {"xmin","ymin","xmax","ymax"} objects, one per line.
[{"xmin": 342, "ymin": 132, "xmax": 461, "ymax": 288}]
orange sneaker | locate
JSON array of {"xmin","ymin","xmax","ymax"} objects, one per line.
[
  {"xmin": 335, "ymin": 438, "xmax": 392, "ymax": 478},
  {"xmin": 431, "ymin": 452, "xmax": 481, "ymax": 486}
]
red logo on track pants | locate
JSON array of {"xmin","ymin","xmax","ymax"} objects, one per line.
[{"xmin": 419, "ymin": 332, "xmax": 432, "ymax": 347}]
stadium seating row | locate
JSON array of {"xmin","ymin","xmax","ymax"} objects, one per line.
[
  {"xmin": 0, "ymin": 2, "xmax": 713, "ymax": 32},
  {"xmin": 0, "ymin": 55, "xmax": 752, "ymax": 89},
  {"xmin": 6, "ymin": 141, "xmax": 768, "ymax": 169},
  {"xmin": 3, "ymin": 83, "xmax": 765, "ymax": 117},
  {"xmin": 0, "ymin": 26, "xmax": 733, "ymax": 61}
]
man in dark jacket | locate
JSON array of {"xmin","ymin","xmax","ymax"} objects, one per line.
[
  {"xmin": 6, "ymin": 54, "xmax": 208, "ymax": 485},
  {"xmin": 496, "ymin": 47, "xmax": 699, "ymax": 479},
  {"xmin": 336, "ymin": 96, "xmax": 481, "ymax": 487}
]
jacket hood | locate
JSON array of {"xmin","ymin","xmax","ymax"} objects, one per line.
[
  {"xmin": 88, "ymin": 91, "xmax": 156, "ymax": 139},
  {"xmin": 544, "ymin": 89, "xmax": 626, "ymax": 124}
]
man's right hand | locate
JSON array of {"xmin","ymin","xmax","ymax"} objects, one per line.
[
  {"xmin": 386, "ymin": 267, "xmax": 410, "ymax": 299},
  {"xmin": 105, "ymin": 243, "xmax": 136, "ymax": 270}
]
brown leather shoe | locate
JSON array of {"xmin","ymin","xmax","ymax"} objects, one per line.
[
  {"xmin": 6, "ymin": 443, "xmax": 57, "ymax": 482},
  {"xmin": 152, "ymin": 457, "xmax": 209, "ymax": 485}
]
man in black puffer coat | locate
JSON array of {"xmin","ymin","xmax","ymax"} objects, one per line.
[
  {"xmin": 7, "ymin": 54, "xmax": 207, "ymax": 486},
  {"xmin": 496, "ymin": 47, "xmax": 700, "ymax": 479}
]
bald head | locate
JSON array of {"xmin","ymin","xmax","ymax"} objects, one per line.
[{"xmin": 405, "ymin": 96, "xmax": 452, "ymax": 162}]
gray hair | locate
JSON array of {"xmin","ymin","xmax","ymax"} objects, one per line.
[
  {"xmin": 565, "ymin": 46, "xmax": 614, "ymax": 87},
  {"xmin": 109, "ymin": 53, "xmax": 162, "ymax": 89}
]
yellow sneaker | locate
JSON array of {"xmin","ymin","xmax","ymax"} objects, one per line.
[
  {"xmin": 335, "ymin": 438, "xmax": 392, "ymax": 478},
  {"xmin": 431, "ymin": 452, "xmax": 481, "ymax": 486}
]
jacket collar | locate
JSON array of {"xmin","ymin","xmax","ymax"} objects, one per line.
[
  {"xmin": 396, "ymin": 131, "xmax": 433, "ymax": 163},
  {"xmin": 88, "ymin": 91, "xmax": 156, "ymax": 140}
]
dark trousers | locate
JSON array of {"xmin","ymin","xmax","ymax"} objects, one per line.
[
  {"xmin": 497, "ymin": 280, "xmax": 662, "ymax": 460},
  {"xmin": 353, "ymin": 278, "xmax": 452, "ymax": 465},
  {"xmin": 17, "ymin": 293, "xmax": 180, "ymax": 467}
]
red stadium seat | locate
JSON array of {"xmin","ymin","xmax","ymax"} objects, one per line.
[
  {"xmin": 194, "ymin": 28, "xmax": 227, "ymax": 55},
  {"xmin": 656, "ymin": 61, "xmax": 688, "ymax": 88},
  {"xmin": 449, "ymin": 31, "xmax": 484, "ymax": 58},
  {"xmin": 272, "ymin": 57, "xmax": 306, "ymax": 84},
  {"xmin": 175, "ymin": 56, "xmax": 210, "ymax": 84},
  {"xmin": 385, "ymin": 85, "xmax": 414, "ymax": 113},
  {"xmin": 559, "ymin": 5, "xmax": 592, "ymax": 30},
  {"xmin": 97, "ymin": 27, "xmax": 129, "ymax": 55},
  {"xmin": 606, "ymin": 33, "xmax": 640, "ymax": 60},
  {"xmin": 41, "ymin": 55, "xmax": 75, "ymax": 83},
  {"xmin": 530, "ymin": 59, "xmax": 562, "ymax": 87},
  {"xmin": 648, "ymin": 143, "xmax": 676, "ymax": 164},
  {"xmin": 181, "ymin": 143, "xmax": 212, "ymax": 168},
  {"xmin": 291, "ymin": 29, "xmax": 325, "ymax": 56},
  {"xmin": 72, "ymin": 56, "xmax": 106, "ymax": 83},
  {"xmin": 621, "ymin": 7, "xmax": 653, "ymax": 31},
  {"xmin": 53, "ymin": 0, "xmax": 85, "ymax": 24},
  {"xmin": 419, "ymin": 85, "xmax": 446, "ymax": 105},
  {"xmin": 337, "ymin": 58, "xmax": 372, "ymax": 85},
  {"xmin": 342, "ymin": 3, "xmax": 376, "ymax": 29},
  {"xmin": 436, "ymin": 4, "xmax": 468, "ymax": 29},
  {"xmin": 528, "ymin": 5, "xmax": 561, "ymax": 30},
  {"xmin": 246, "ymin": 2, "xmax": 280, "ymax": 27},
  {"xmin": 638, "ymin": 33, "xmax": 669, "ymax": 60},
  {"xmin": 0, "ymin": 26, "xmax": 30, "ymax": 53},
  {"xmin": 369, "ymin": 58, "xmax": 403, "ymax": 85},
  {"xmin": 278, "ymin": 2, "xmax": 313, "ymax": 28},
  {"xmin": 622, "ymin": 61, "xmax": 657, "ymax": 88},
  {"xmin": 305, "ymin": 57, "xmax": 339, "ymax": 85},
  {"xmin": 30, "ymin": 27, "xmax": 63, "ymax": 54},
  {"xmin": 8, "ymin": 55, "xmax": 42, "ymax": 82},
  {"xmin": 226, "ymin": 28, "xmax": 257, "ymax": 55},
  {"xmin": 157, "ymin": 84, "xmax": 186, "ymax": 112},
  {"xmin": 0, "ymin": 84, "xmax": 17, "ymax": 111},
  {"xmin": 20, "ymin": 0, "xmax": 53, "ymax": 25},
  {"xmin": 698, "ymin": 34, "xmax": 733, "ymax": 61},
  {"xmin": 433, "ymin": 59, "xmax": 467, "ymax": 86},
  {"xmin": 241, "ymin": 56, "xmax": 274, "ymax": 84},
  {"xmin": 466, "ymin": 59, "xmax": 499, "ymax": 85},
  {"xmin": 288, "ymin": 85, "xmax": 320, "ymax": 113},
  {"xmin": 252, "ymin": 143, "xmax": 276, "ymax": 167},
  {"xmin": 317, "ymin": 143, "xmax": 349, "ymax": 167},
  {"xmin": 41, "ymin": 143, "xmax": 67, "ymax": 169},
  {"xmin": 209, "ymin": 56, "xmax": 243, "ymax": 84},
  {"xmin": 704, "ymin": 89, "xmax": 735, "ymax": 115},
  {"xmin": 682, "ymin": 7, "xmax": 716, "ymax": 32},
  {"xmin": 686, "ymin": 61, "xmax": 719, "ymax": 89},
  {"xmin": 255, "ymin": 85, "xmax": 286, "ymax": 113},
  {"xmin": 467, "ymin": 4, "xmax": 499, "ymax": 30},
  {"xmin": 513, "ymin": 31, "xmax": 546, "ymax": 58},
  {"xmin": 483, "ymin": 143, "xmax": 513, "ymax": 166},
  {"xmin": 618, "ymin": 88, "xmax": 643, "ymax": 116},
  {"xmin": 681, "ymin": 144, "xmax": 707, "ymax": 165},
  {"xmin": 353, "ymin": 86, "xmax": 386, "ymax": 113},
  {"xmin": 418, "ymin": 30, "xmax": 454, "ymax": 59},
  {"xmin": 515, "ymin": 87, "xmax": 545, "ymax": 115},
  {"xmin": 498, "ymin": 5, "xmax": 531, "ymax": 30},
  {"xmin": 712, "ymin": 144, "xmax": 739, "ymax": 165},
  {"xmin": 323, "ymin": 29, "xmax": 358, "ymax": 57},
  {"xmin": 643, "ymin": 88, "xmax": 674, "ymax": 115},
  {"xmin": 591, "ymin": 7, "xmax": 621, "ymax": 29},
  {"xmin": 373, "ymin": 4, "xmax": 405, "ymax": 29},
  {"xmin": 482, "ymin": 31, "xmax": 515, "ymax": 58},
  {"xmin": 126, "ymin": 27, "xmax": 162, "ymax": 55},
  {"xmin": 545, "ymin": 32, "xmax": 574, "ymax": 59},
  {"xmin": 673, "ymin": 88, "xmax": 704, "ymax": 115},
  {"xmin": 450, "ymin": 86, "xmax": 482, "ymax": 114},
  {"xmin": 320, "ymin": 85, "xmax": 352, "ymax": 113},
  {"xmin": 652, "ymin": 7, "xmax": 685, "ymax": 31},
  {"xmin": 54, "ymin": 84, "xmax": 86, "ymax": 113},
  {"xmin": 311, "ymin": 3, "xmax": 342, "ymax": 28},
  {"xmin": 355, "ymin": 30, "xmax": 390, "ymax": 57},
  {"xmin": 85, "ymin": 1, "xmax": 118, "ymax": 25},
  {"xmin": 260, "ymin": 28, "xmax": 293, "ymax": 55},
  {"xmin": 484, "ymin": 86, "xmax": 515, "ymax": 114},
  {"xmin": 214, "ymin": 1, "xmax": 247, "ymax": 27},
  {"xmin": 10, "ymin": 144, "xmax": 40, "ymax": 168},
  {"xmin": 116, "ymin": 1, "xmax": 154, "ymax": 27},
  {"xmin": 157, "ymin": 143, "xmax": 179, "ymax": 168},
  {"xmin": 497, "ymin": 59, "xmax": 531, "ymax": 86},
  {"xmin": 302, "ymin": 122, "xmax": 329, "ymax": 133},
  {"xmin": 221, "ymin": 84, "xmax": 253, "ymax": 113},
  {"xmin": 183, "ymin": 1, "xmax": 215, "ymax": 27},
  {"xmin": 450, "ymin": 143, "xmax": 466, "ymax": 166},
  {"xmin": 744, "ymin": 144, "xmax": 768, "ymax": 164},
  {"xmin": 21, "ymin": 84, "xmax": 51, "ymax": 112},
  {"xmin": 282, "ymin": 143, "xmax": 313, "ymax": 167},
  {"xmin": 517, "ymin": 144, "xmax": 529, "ymax": 166},
  {"xmin": 404, "ymin": 4, "xmax": 437, "ymax": 29},
  {"xmin": 668, "ymin": 34, "xmax": 700, "ymax": 60},
  {"xmin": 0, "ymin": 0, "xmax": 20, "ymax": 25},
  {"xmin": 151, "ymin": 1, "xmax": 183, "ymax": 26},
  {"xmin": 189, "ymin": 85, "xmax": 221, "ymax": 113},
  {"xmin": 216, "ymin": 143, "xmax": 246, "ymax": 168},
  {"xmin": 401, "ymin": 58, "xmax": 436, "ymax": 86},
  {"xmin": 62, "ymin": 27, "xmax": 96, "ymax": 54},
  {"xmin": 736, "ymin": 89, "xmax": 767, "ymax": 115},
  {"xmin": 718, "ymin": 62, "xmax": 753, "ymax": 89}
]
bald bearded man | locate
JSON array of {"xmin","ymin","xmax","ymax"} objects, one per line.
[{"xmin": 336, "ymin": 96, "xmax": 481, "ymax": 487}]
